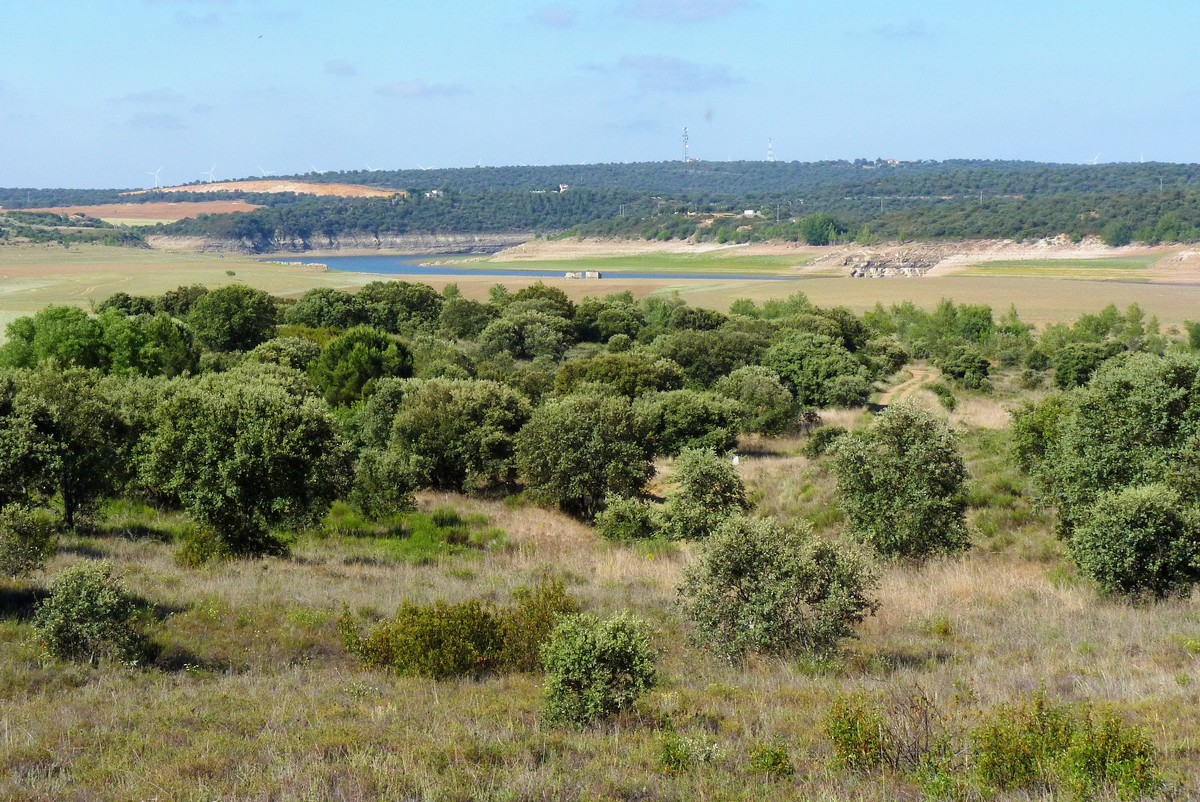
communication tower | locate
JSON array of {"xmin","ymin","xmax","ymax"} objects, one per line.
[
  {"xmin": 682, "ymin": 127, "xmax": 689, "ymax": 162},
  {"xmin": 767, "ymin": 138, "xmax": 775, "ymax": 162}
]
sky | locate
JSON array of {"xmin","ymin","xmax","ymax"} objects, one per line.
[{"xmin": 2, "ymin": 0, "xmax": 1199, "ymax": 188}]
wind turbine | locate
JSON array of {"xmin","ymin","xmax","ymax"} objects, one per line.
[
  {"xmin": 204, "ymin": 165, "xmax": 217, "ymax": 183},
  {"xmin": 364, "ymin": 163, "xmax": 377, "ymax": 172},
  {"xmin": 310, "ymin": 163, "xmax": 324, "ymax": 174},
  {"xmin": 147, "ymin": 167, "xmax": 163, "ymax": 188},
  {"xmin": 1091, "ymin": 153, "xmax": 1101, "ymax": 165}
]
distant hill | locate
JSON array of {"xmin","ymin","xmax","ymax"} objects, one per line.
[{"xmin": 4, "ymin": 160, "xmax": 1200, "ymax": 252}]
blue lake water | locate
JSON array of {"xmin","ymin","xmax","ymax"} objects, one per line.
[{"xmin": 263, "ymin": 254, "xmax": 806, "ymax": 281}]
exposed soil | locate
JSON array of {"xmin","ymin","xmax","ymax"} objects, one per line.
[
  {"xmin": 877, "ymin": 364, "xmax": 933, "ymax": 406},
  {"xmin": 125, "ymin": 180, "xmax": 402, "ymax": 198},
  {"xmin": 25, "ymin": 200, "xmax": 261, "ymax": 221}
]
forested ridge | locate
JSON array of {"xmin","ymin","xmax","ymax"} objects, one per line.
[{"xmin": 4, "ymin": 159, "xmax": 1200, "ymax": 251}]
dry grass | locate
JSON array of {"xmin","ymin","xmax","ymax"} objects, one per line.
[{"xmin": 3, "ymin": 440, "xmax": 1200, "ymax": 800}]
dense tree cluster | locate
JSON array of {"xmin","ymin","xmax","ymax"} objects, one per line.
[{"xmin": 1014, "ymin": 352, "xmax": 1200, "ymax": 597}]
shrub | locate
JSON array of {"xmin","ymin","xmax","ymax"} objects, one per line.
[
  {"xmin": 1059, "ymin": 708, "xmax": 1162, "ymax": 801},
  {"xmin": 803, "ymin": 425, "xmax": 847, "ymax": 458},
  {"xmin": 971, "ymin": 689, "xmax": 1076, "ymax": 793},
  {"xmin": 830, "ymin": 402, "xmax": 969, "ymax": 560},
  {"xmin": 498, "ymin": 573, "xmax": 581, "ymax": 673},
  {"xmin": 32, "ymin": 561, "xmax": 150, "ymax": 664},
  {"xmin": 678, "ymin": 516, "xmax": 878, "ymax": 659},
  {"xmin": 658, "ymin": 448, "xmax": 748, "ymax": 540},
  {"xmin": 925, "ymin": 381, "xmax": 957, "ymax": 411},
  {"xmin": 826, "ymin": 694, "xmax": 892, "ymax": 771},
  {"xmin": 341, "ymin": 599, "xmax": 502, "ymax": 679},
  {"xmin": 174, "ymin": 524, "xmax": 233, "ymax": 567},
  {"xmin": 937, "ymin": 345, "xmax": 990, "ymax": 389},
  {"xmin": 749, "ymin": 738, "xmax": 795, "ymax": 778},
  {"xmin": 348, "ymin": 448, "xmax": 418, "ymax": 519},
  {"xmin": 658, "ymin": 729, "xmax": 722, "ymax": 772},
  {"xmin": 712, "ymin": 366, "xmax": 797, "ymax": 435},
  {"xmin": 541, "ymin": 613, "xmax": 657, "ymax": 726},
  {"xmin": 340, "ymin": 577, "xmax": 578, "ymax": 678},
  {"xmin": 594, "ymin": 496, "xmax": 660, "ymax": 541},
  {"xmin": 516, "ymin": 393, "xmax": 656, "ymax": 519},
  {"xmin": 0, "ymin": 504, "xmax": 56, "ymax": 578},
  {"xmin": 634, "ymin": 390, "xmax": 742, "ymax": 456},
  {"xmin": 1070, "ymin": 485, "xmax": 1200, "ymax": 599}
]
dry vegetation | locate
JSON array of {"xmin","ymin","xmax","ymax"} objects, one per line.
[
  {"xmin": 127, "ymin": 180, "xmax": 402, "ymax": 198},
  {"xmin": 23, "ymin": 201, "xmax": 263, "ymax": 225},
  {"xmin": 2, "ymin": 369, "xmax": 1198, "ymax": 800}
]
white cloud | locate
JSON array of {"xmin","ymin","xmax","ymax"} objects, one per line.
[
  {"xmin": 377, "ymin": 81, "xmax": 469, "ymax": 99},
  {"xmin": 625, "ymin": 0, "xmax": 748, "ymax": 22},
  {"xmin": 531, "ymin": 5, "xmax": 576, "ymax": 27},
  {"xmin": 324, "ymin": 59, "xmax": 358, "ymax": 78},
  {"xmin": 619, "ymin": 55, "xmax": 740, "ymax": 92},
  {"xmin": 109, "ymin": 88, "xmax": 183, "ymax": 104}
]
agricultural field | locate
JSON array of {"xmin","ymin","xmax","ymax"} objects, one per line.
[
  {"xmin": 132, "ymin": 180, "xmax": 403, "ymax": 198},
  {"xmin": 957, "ymin": 255, "xmax": 1161, "ymax": 279},
  {"xmin": 22, "ymin": 201, "xmax": 262, "ymax": 227}
]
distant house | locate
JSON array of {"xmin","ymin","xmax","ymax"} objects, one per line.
[
  {"xmin": 743, "ymin": 209, "xmax": 756, "ymax": 218},
  {"xmin": 559, "ymin": 184, "xmax": 570, "ymax": 193}
]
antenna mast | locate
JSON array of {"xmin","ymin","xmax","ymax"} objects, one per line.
[
  {"xmin": 767, "ymin": 138, "xmax": 775, "ymax": 162},
  {"xmin": 682, "ymin": 127, "xmax": 689, "ymax": 163}
]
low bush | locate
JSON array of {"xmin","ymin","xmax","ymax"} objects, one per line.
[
  {"xmin": 748, "ymin": 738, "xmax": 795, "ymax": 778},
  {"xmin": 678, "ymin": 516, "xmax": 878, "ymax": 660},
  {"xmin": 541, "ymin": 612, "xmax": 657, "ymax": 726},
  {"xmin": 594, "ymin": 496, "xmax": 660, "ymax": 541},
  {"xmin": 659, "ymin": 447, "xmax": 748, "ymax": 541},
  {"xmin": 803, "ymin": 425, "xmax": 847, "ymax": 458},
  {"xmin": 825, "ymin": 694, "xmax": 892, "ymax": 771},
  {"xmin": 0, "ymin": 504, "xmax": 57, "ymax": 578},
  {"xmin": 971, "ymin": 690, "xmax": 1160, "ymax": 799},
  {"xmin": 971, "ymin": 690, "xmax": 1075, "ymax": 792},
  {"xmin": 658, "ymin": 729, "xmax": 722, "ymax": 773},
  {"xmin": 823, "ymin": 687, "xmax": 1161, "ymax": 800},
  {"xmin": 1070, "ymin": 485, "xmax": 1200, "ymax": 599},
  {"xmin": 925, "ymin": 381, "xmax": 957, "ymax": 411},
  {"xmin": 32, "ymin": 561, "xmax": 151, "ymax": 664},
  {"xmin": 498, "ymin": 573, "xmax": 581, "ymax": 672},
  {"xmin": 174, "ymin": 524, "xmax": 234, "ymax": 568},
  {"xmin": 348, "ymin": 448, "xmax": 417, "ymax": 519},
  {"xmin": 341, "ymin": 574, "xmax": 579, "ymax": 678},
  {"xmin": 341, "ymin": 599, "xmax": 502, "ymax": 679}
]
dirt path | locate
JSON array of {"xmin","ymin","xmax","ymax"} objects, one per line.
[{"xmin": 878, "ymin": 363, "xmax": 933, "ymax": 406}]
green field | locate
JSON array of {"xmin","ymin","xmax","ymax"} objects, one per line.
[
  {"xmin": 959, "ymin": 255, "xmax": 1159, "ymax": 278},
  {"xmin": 474, "ymin": 251, "xmax": 820, "ymax": 275}
]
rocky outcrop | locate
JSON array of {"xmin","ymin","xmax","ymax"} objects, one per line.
[
  {"xmin": 146, "ymin": 232, "xmax": 530, "ymax": 255},
  {"xmin": 844, "ymin": 248, "xmax": 940, "ymax": 277}
]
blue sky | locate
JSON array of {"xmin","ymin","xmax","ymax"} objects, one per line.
[{"xmin": 2, "ymin": 0, "xmax": 1198, "ymax": 188}]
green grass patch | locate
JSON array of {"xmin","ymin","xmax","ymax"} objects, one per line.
[
  {"xmin": 960, "ymin": 256, "xmax": 1158, "ymax": 279},
  {"xmin": 471, "ymin": 251, "xmax": 815, "ymax": 275},
  {"xmin": 319, "ymin": 502, "xmax": 509, "ymax": 566}
]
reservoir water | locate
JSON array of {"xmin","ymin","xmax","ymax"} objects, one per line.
[{"xmin": 265, "ymin": 254, "xmax": 806, "ymax": 281}]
